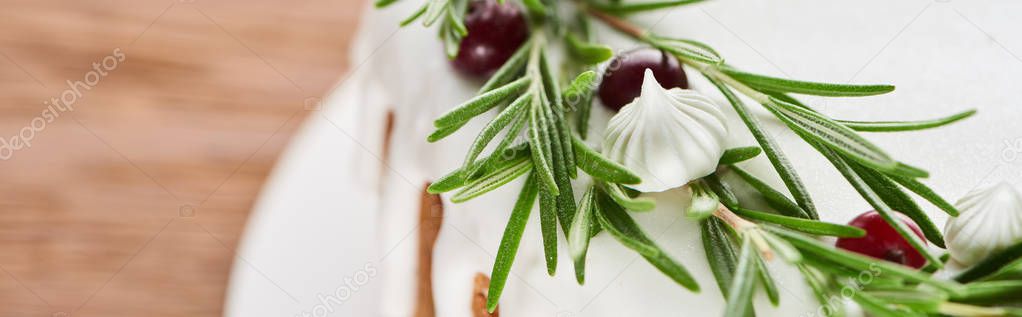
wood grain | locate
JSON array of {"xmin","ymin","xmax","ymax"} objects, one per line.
[{"xmin": 0, "ymin": 0, "xmax": 362, "ymax": 315}]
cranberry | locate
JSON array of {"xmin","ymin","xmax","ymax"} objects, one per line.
[
  {"xmin": 598, "ymin": 48, "xmax": 688, "ymax": 112},
  {"xmin": 451, "ymin": 0, "xmax": 529, "ymax": 79},
  {"xmin": 836, "ymin": 211, "xmax": 927, "ymax": 269}
]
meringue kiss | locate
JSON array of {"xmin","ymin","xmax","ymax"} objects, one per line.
[
  {"xmin": 945, "ymin": 182, "xmax": 1022, "ymax": 267},
  {"xmin": 601, "ymin": 69, "xmax": 729, "ymax": 192}
]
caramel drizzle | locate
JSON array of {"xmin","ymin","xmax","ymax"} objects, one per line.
[
  {"xmin": 404, "ymin": 110, "xmax": 497, "ymax": 316},
  {"xmin": 472, "ymin": 273, "xmax": 499, "ymax": 317},
  {"xmin": 415, "ymin": 183, "xmax": 443, "ymax": 317},
  {"xmin": 378, "ymin": 110, "xmax": 396, "ymax": 193}
]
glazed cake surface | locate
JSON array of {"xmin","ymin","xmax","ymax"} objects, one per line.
[
  {"xmin": 354, "ymin": 3, "xmax": 818, "ymax": 317},
  {"xmin": 225, "ymin": 1, "xmax": 1022, "ymax": 316}
]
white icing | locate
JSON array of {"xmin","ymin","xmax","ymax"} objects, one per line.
[
  {"xmin": 945, "ymin": 182, "xmax": 1022, "ymax": 267},
  {"xmin": 221, "ymin": 2, "xmax": 1022, "ymax": 317},
  {"xmin": 336, "ymin": 2, "xmax": 819, "ymax": 317},
  {"xmin": 602, "ymin": 70, "xmax": 730, "ymax": 192}
]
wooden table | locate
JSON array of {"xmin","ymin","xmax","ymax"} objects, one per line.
[{"xmin": 0, "ymin": 1, "xmax": 361, "ymax": 315}]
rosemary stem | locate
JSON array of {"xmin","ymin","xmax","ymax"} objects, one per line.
[
  {"xmin": 526, "ymin": 32, "xmax": 544, "ymax": 79},
  {"xmin": 584, "ymin": 7, "xmax": 646, "ymax": 38},
  {"xmin": 712, "ymin": 203, "xmax": 755, "ymax": 231},
  {"xmin": 526, "ymin": 32, "xmax": 547, "ymax": 101},
  {"xmin": 582, "ymin": 6, "xmax": 772, "ymax": 105},
  {"xmin": 712, "ymin": 204, "xmax": 777, "ymax": 260}
]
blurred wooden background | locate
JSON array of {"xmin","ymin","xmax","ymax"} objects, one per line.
[{"xmin": 0, "ymin": 0, "xmax": 361, "ymax": 315}]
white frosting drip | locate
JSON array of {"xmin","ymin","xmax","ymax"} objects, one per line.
[
  {"xmin": 945, "ymin": 182, "xmax": 1022, "ymax": 267},
  {"xmin": 602, "ymin": 69, "xmax": 730, "ymax": 192}
]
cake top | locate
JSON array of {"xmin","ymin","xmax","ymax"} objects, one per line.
[{"xmin": 362, "ymin": 1, "xmax": 1020, "ymax": 316}]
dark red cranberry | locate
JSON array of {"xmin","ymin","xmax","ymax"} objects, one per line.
[
  {"xmin": 836, "ymin": 211, "xmax": 927, "ymax": 269},
  {"xmin": 450, "ymin": 0, "xmax": 529, "ymax": 79},
  {"xmin": 598, "ymin": 48, "xmax": 688, "ymax": 112}
]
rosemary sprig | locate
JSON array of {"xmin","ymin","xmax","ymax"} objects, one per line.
[
  {"xmin": 408, "ymin": 11, "xmax": 660, "ymax": 308},
  {"xmin": 584, "ymin": 3, "xmax": 963, "ymax": 258},
  {"xmin": 386, "ymin": 0, "xmax": 471, "ymax": 57},
  {"xmin": 707, "ymin": 75, "xmax": 820, "ymax": 220},
  {"xmin": 812, "ymin": 141, "xmax": 944, "ymax": 265},
  {"xmin": 376, "ymin": 1, "xmax": 1021, "ymax": 316},
  {"xmin": 710, "ymin": 205, "xmax": 803, "ymax": 315}
]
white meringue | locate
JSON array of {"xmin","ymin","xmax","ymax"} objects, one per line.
[
  {"xmin": 601, "ymin": 69, "xmax": 729, "ymax": 192},
  {"xmin": 945, "ymin": 182, "xmax": 1022, "ymax": 267}
]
